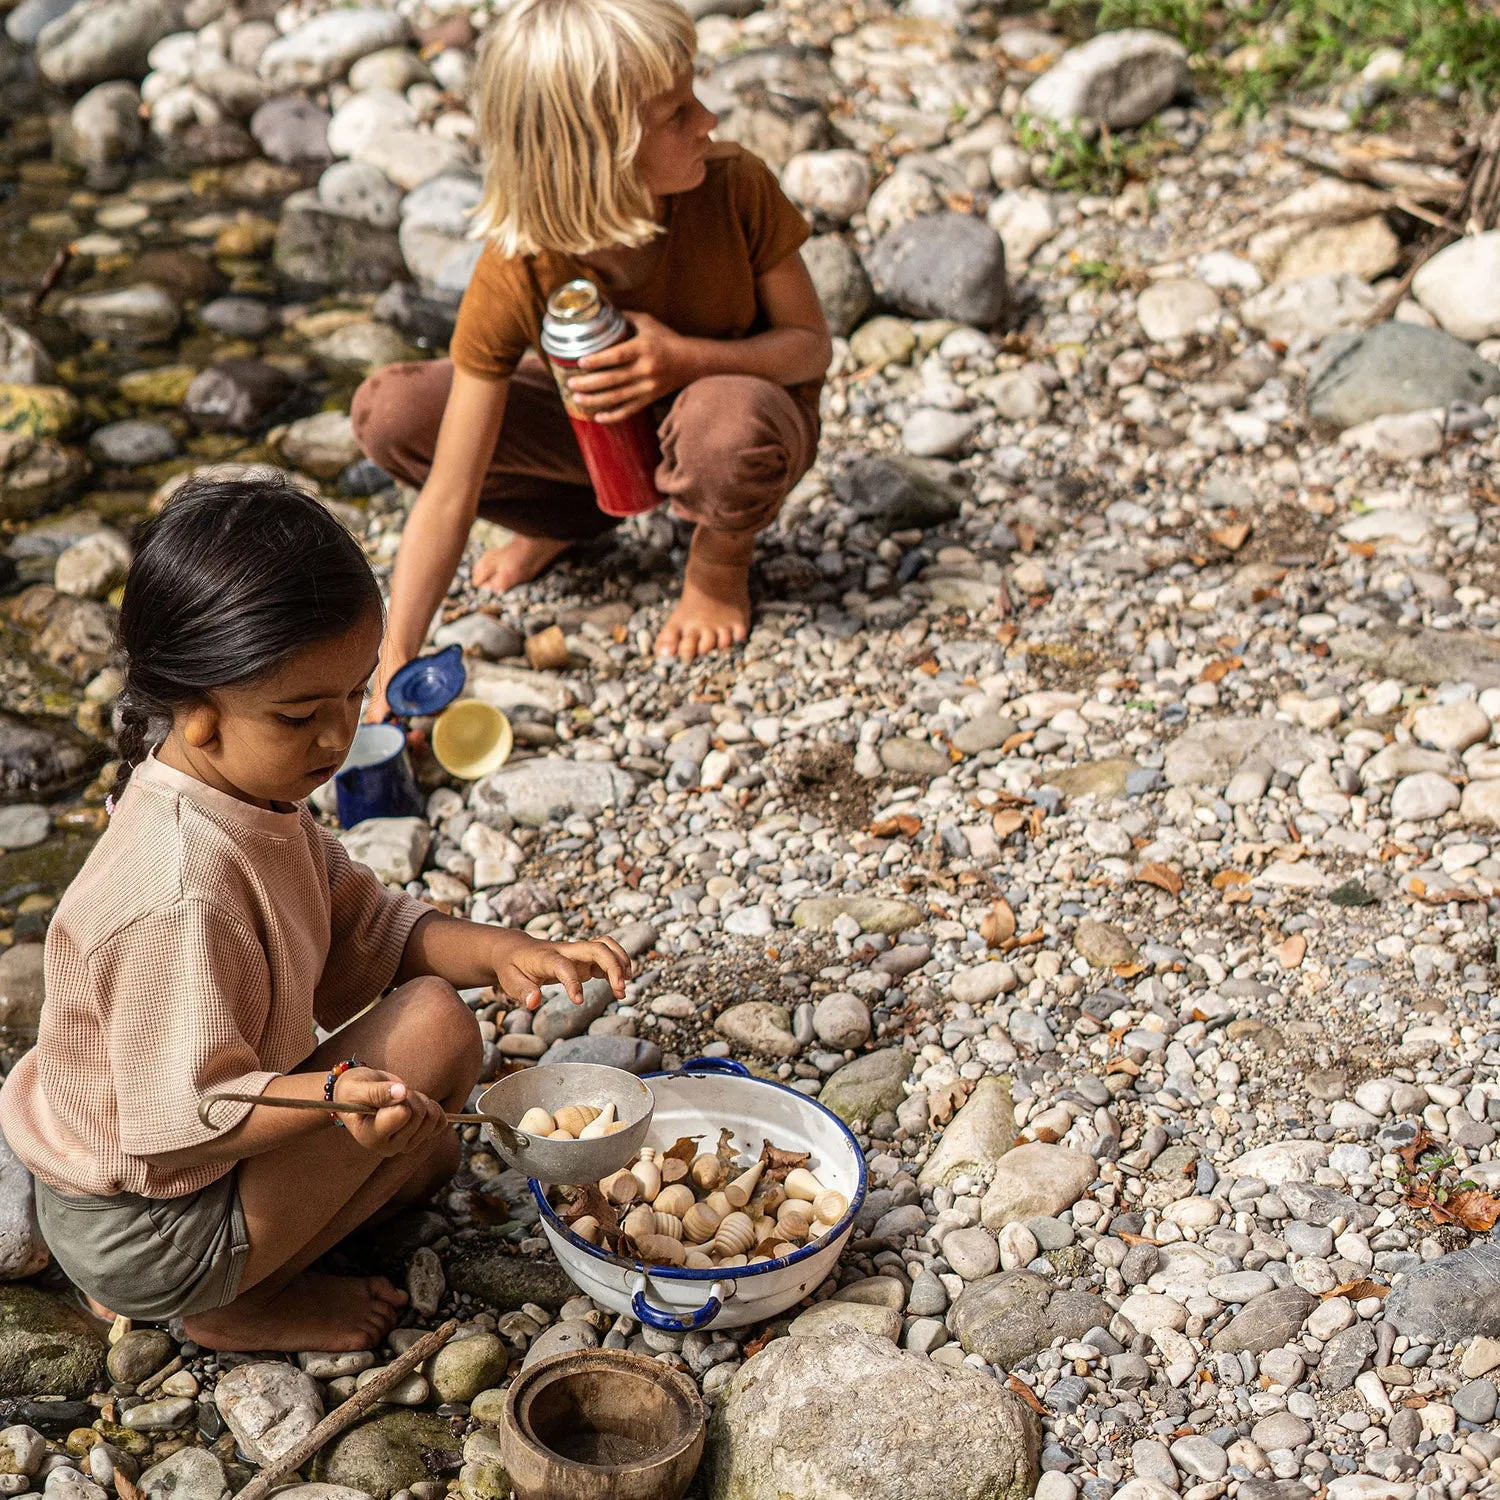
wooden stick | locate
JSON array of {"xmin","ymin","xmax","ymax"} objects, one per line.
[
  {"xmin": 198, "ymin": 1094, "xmax": 488, "ymax": 1128},
  {"xmin": 232, "ymin": 1320, "xmax": 460, "ymax": 1500},
  {"xmin": 135, "ymin": 1355, "xmax": 184, "ymax": 1398}
]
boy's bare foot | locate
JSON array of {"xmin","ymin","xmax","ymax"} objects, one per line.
[
  {"xmin": 656, "ymin": 525, "xmax": 754, "ymax": 663},
  {"xmin": 473, "ymin": 534, "xmax": 572, "ymax": 593},
  {"xmin": 182, "ymin": 1272, "xmax": 406, "ymax": 1352},
  {"xmin": 83, "ymin": 1293, "xmax": 115, "ymax": 1321}
]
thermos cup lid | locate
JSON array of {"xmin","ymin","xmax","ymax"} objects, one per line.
[{"xmin": 386, "ymin": 643, "xmax": 466, "ymax": 718}]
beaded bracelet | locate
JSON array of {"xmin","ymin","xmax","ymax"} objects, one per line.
[{"xmin": 324, "ymin": 1057, "xmax": 360, "ymax": 1127}]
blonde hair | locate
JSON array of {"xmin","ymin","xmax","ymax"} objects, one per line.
[{"xmin": 472, "ymin": 0, "xmax": 697, "ymax": 258}]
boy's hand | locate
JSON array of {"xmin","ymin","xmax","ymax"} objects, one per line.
[
  {"xmin": 331, "ymin": 1067, "xmax": 448, "ymax": 1157},
  {"xmin": 488, "ymin": 931, "xmax": 632, "ymax": 1009},
  {"xmin": 569, "ymin": 313, "xmax": 696, "ymax": 423}
]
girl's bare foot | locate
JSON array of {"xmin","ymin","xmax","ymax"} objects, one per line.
[
  {"xmin": 656, "ymin": 525, "xmax": 754, "ymax": 663},
  {"xmin": 473, "ymin": 535, "xmax": 572, "ymax": 593},
  {"xmin": 181, "ymin": 1272, "xmax": 406, "ymax": 1352}
]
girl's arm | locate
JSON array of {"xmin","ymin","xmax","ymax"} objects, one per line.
[
  {"xmin": 566, "ymin": 252, "xmax": 832, "ymax": 422},
  {"xmin": 370, "ymin": 370, "xmax": 511, "ymax": 718}
]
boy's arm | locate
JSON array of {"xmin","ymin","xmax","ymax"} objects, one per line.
[
  {"xmin": 566, "ymin": 252, "xmax": 832, "ymax": 423},
  {"xmin": 369, "ymin": 369, "xmax": 510, "ymax": 720}
]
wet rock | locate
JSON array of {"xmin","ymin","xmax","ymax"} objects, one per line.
[
  {"xmin": 705, "ymin": 1330, "xmax": 1039, "ymax": 1500},
  {"xmin": 36, "ymin": 0, "xmax": 184, "ymax": 89},
  {"xmin": 797, "ymin": 234, "xmax": 872, "ymax": 337},
  {"xmin": 182, "ymin": 359, "xmax": 294, "ymax": 434},
  {"xmin": 53, "ymin": 526, "xmax": 131, "ymax": 596},
  {"xmin": 199, "ymin": 297, "xmax": 272, "ymax": 339},
  {"xmin": 214, "ymin": 1362, "xmax": 323, "ymax": 1465},
  {"xmin": 134, "ymin": 249, "xmax": 224, "ymax": 304},
  {"xmin": 919, "ymin": 1078, "xmax": 1016, "ymax": 1186},
  {"xmin": 107, "ymin": 1329, "xmax": 174, "ymax": 1385},
  {"xmin": 1307, "ymin": 322, "xmax": 1500, "ymax": 430},
  {"xmin": 258, "ymin": 9, "xmax": 408, "ymax": 90},
  {"xmin": 818, "ymin": 1048, "xmax": 912, "ymax": 1123},
  {"xmin": 1412, "ymin": 229, "xmax": 1500, "ymax": 342},
  {"xmin": 444, "ymin": 1249, "xmax": 574, "ymax": 1312},
  {"xmin": 0, "ymin": 385, "xmax": 79, "ymax": 439},
  {"xmin": 868, "ymin": 213, "xmax": 1007, "ymax": 327},
  {"xmin": 832, "ymin": 455, "xmax": 963, "ymax": 533},
  {"xmin": 69, "ymin": 81, "xmax": 142, "ymax": 188},
  {"xmin": 0, "ymin": 321, "xmax": 54, "ymax": 386},
  {"xmin": 0, "ymin": 437, "xmax": 87, "ymax": 520},
  {"xmin": 948, "ymin": 1271, "xmax": 1110, "ymax": 1369},
  {"xmin": 11, "ymin": 587, "xmax": 114, "ymax": 682},
  {"xmin": 311, "ymin": 1411, "xmax": 458, "ymax": 1500},
  {"xmin": 310, "ymin": 321, "xmax": 413, "ymax": 371},
  {"xmin": 0, "ymin": 806, "xmax": 50, "ymax": 852},
  {"xmin": 278, "ymin": 410, "xmax": 360, "ymax": 479},
  {"xmin": 249, "ymin": 96, "xmax": 333, "ymax": 166},
  {"xmin": 0, "ymin": 1287, "xmax": 106, "ymax": 1399},
  {"xmin": 980, "ymin": 1143, "xmax": 1095, "ymax": 1228},
  {"xmin": 1210, "ymin": 1288, "xmax": 1316, "ymax": 1353},
  {"xmin": 1022, "ymin": 29, "xmax": 1188, "ymax": 128},
  {"xmin": 59, "ymin": 285, "xmax": 179, "ymax": 347},
  {"xmin": 273, "ymin": 204, "xmax": 406, "ymax": 291},
  {"xmin": 0, "ymin": 710, "xmax": 103, "ymax": 800}
]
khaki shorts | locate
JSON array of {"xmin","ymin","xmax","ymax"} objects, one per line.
[{"xmin": 35, "ymin": 1173, "xmax": 249, "ymax": 1322}]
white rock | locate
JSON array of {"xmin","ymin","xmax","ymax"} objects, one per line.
[
  {"xmin": 780, "ymin": 150, "xmax": 870, "ymax": 225},
  {"xmin": 326, "ymin": 89, "xmax": 415, "ymax": 158},
  {"xmin": 1412, "ymin": 230, "xmax": 1500, "ymax": 342},
  {"xmin": 1460, "ymin": 779, "xmax": 1500, "ymax": 827},
  {"xmin": 1021, "ymin": 29, "xmax": 1189, "ymax": 128},
  {"xmin": 1413, "ymin": 701, "xmax": 1491, "ymax": 753},
  {"xmin": 1221, "ymin": 1139, "xmax": 1328, "ymax": 1184},
  {"xmin": 355, "ymin": 127, "xmax": 469, "ymax": 191},
  {"xmin": 1195, "ymin": 252, "xmax": 1263, "ymax": 292},
  {"xmin": 724, "ymin": 905, "xmax": 774, "ymax": 938},
  {"xmin": 1390, "ymin": 772, "xmax": 1461, "ymax": 823},
  {"xmin": 902, "ymin": 408, "xmax": 978, "ymax": 458},
  {"xmin": 213, "ymin": 1363, "xmax": 323, "ymax": 1465},
  {"xmin": 1240, "ymin": 274, "xmax": 1382, "ymax": 346},
  {"xmin": 1343, "ymin": 410, "xmax": 1445, "ymax": 462},
  {"xmin": 258, "ymin": 8, "xmax": 407, "ymax": 89},
  {"xmin": 1137, "ymin": 278, "xmax": 1220, "ymax": 342},
  {"xmin": 54, "ymin": 529, "xmax": 131, "ymax": 597},
  {"xmin": 338, "ymin": 817, "xmax": 431, "ymax": 886},
  {"xmin": 985, "ymin": 189, "xmax": 1058, "ymax": 266}
]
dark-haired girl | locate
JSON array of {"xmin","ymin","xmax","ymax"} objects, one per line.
[{"xmin": 0, "ymin": 475, "xmax": 630, "ymax": 1352}]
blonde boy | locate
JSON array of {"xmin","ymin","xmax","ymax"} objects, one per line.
[{"xmin": 354, "ymin": 0, "xmax": 832, "ymax": 700}]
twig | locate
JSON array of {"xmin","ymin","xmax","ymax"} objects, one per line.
[
  {"xmin": 135, "ymin": 1356, "xmax": 184, "ymax": 1398},
  {"xmin": 28, "ymin": 242, "xmax": 74, "ymax": 315},
  {"xmin": 232, "ymin": 1319, "xmax": 459, "ymax": 1500}
]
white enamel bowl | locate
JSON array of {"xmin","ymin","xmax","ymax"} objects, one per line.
[{"xmin": 530, "ymin": 1059, "xmax": 867, "ymax": 1332}]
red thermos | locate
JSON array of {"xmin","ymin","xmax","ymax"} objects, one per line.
[{"xmin": 539, "ymin": 279, "xmax": 662, "ymax": 519}]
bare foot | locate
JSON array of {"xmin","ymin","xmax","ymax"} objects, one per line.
[
  {"xmin": 655, "ymin": 525, "xmax": 754, "ymax": 663},
  {"xmin": 473, "ymin": 534, "xmax": 572, "ymax": 593},
  {"xmin": 84, "ymin": 1293, "xmax": 116, "ymax": 1321},
  {"xmin": 182, "ymin": 1272, "xmax": 407, "ymax": 1352}
]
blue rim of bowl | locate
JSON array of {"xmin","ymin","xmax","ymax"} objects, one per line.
[
  {"xmin": 528, "ymin": 1065, "xmax": 870, "ymax": 1281},
  {"xmin": 386, "ymin": 643, "xmax": 466, "ymax": 718}
]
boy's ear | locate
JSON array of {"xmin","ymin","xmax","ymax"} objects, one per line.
[{"xmin": 182, "ymin": 703, "xmax": 219, "ymax": 749}]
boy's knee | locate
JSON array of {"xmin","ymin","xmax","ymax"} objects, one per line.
[{"xmin": 402, "ymin": 978, "xmax": 483, "ymax": 1089}]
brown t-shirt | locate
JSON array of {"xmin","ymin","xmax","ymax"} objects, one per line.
[{"xmin": 450, "ymin": 142, "xmax": 820, "ymax": 414}]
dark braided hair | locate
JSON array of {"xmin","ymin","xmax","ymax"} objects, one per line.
[{"xmin": 111, "ymin": 474, "xmax": 383, "ymax": 805}]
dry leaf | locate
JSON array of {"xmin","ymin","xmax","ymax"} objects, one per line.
[
  {"xmin": 1199, "ymin": 656, "xmax": 1243, "ymax": 684},
  {"xmin": 759, "ymin": 1141, "xmax": 811, "ymax": 1181},
  {"xmin": 981, "ymin": 899, "xmax": 1017, "ymax": 947},
  {"xmin": 1326, "ymin": 1279, "xmax": 1388, "ymax": 1301},
  {"xmin": 1137, "ymin": 862, "xmax": 1183, "ymax": 897},
  {"xmin": 1116, "ymin": 1231, "xmax": 1163, "ymax": 1247},
  {"xmin": 1006, "ymin": 1375, "xmax": 1047, "ymax": 1415},
  {"xmin": 1000, "ymin": 730, "xmax": 1034, "ymax": 755},
  {"xmin": 663, "ymin": 1135, "xmax": 700, "ymax": 1165},
  {"xmin": 1113, "ymin": 961, "xmax": 1146, "ymax": 978},
  {"xmin": 1413, "ymin": 1185, "xmax": 1500, "ymax": 1233},
  {"xmin": 917, "ymin": 658, "xmax": 940, "ymax": 676},
  {"xmin": 994, "ymin": 808, "xmax": 1027, "ymax": 838},
  {"xmin": 715, "ymin": 1127, "xmax": 738, "ymax": 1172},
  {"xmin": 871, "ymin": 813, "xmax": 923, "ymax": 839},
  {"xmin": 1015, "ymin": 521, "xmax": 1037, "ymax": 555},
  {"xmin": 1410, "ymin": 876, "xmax": 1427, "ymax": 897},
  {"xmin": 1278, "ymin": 934, "xmax": 1307, "ymax": 969},
  {"xmin": 1212, "ymin": 870, "xmax": 1251, "ymax": 889},
  {"xmin": 1209, "ymin": 522, "xmax": 1251, "ymax": 551}
]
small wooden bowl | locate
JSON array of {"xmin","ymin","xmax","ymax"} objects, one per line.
[{"xmin": 499, "ymin": 1349, "xmax": 705, "ymax": 1500}]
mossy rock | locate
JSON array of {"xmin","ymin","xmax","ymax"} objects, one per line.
[
  {"xmin": 0, "ymin": 385, "xmax": 80, "ymax": 438},
  {"xmin": 0, "ymin": 1285, "xmax": 107, "ymax": 1398},
  {"xmin": 312, "ymin": 1411, "xmax": 460, "ymax": 1500}
]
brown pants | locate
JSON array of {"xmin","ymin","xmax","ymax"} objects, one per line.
[{"xmin": 350, "ymin": 355, "xmax": 819, "ymax": 543}]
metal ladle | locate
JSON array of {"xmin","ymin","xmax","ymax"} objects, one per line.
[{"xmin": 199, "ymin": 1061, "xmax": 653, "ymax": 1185}]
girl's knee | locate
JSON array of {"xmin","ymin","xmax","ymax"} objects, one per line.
[{"xmin": 350, "ymin": 364, "xmax": 426, "ymax": 461}]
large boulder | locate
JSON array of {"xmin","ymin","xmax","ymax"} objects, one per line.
[
  {"xmin": 816, "ymin": 1048, "xmax": 912, "ymax": 1124},
  {"xmin": 0, "ymin": 1130, "xmax": 47, "ymax": 1280},
  {"xmin": 35, "ymin": 0, "xmax": 183, "ymax": 88},
  {"xmin": 948, "ymin": 1271, "xmax": 1110, "ymax": 1369},
  {"xmin": 704, "ymin": 1331, "xmax": 1039, "ymax": 1500},
  {"xmin": 1307, "ymin": 321, "xmax": 1500, "ymax": 430},
  {"xmin": 257, "ymin": 9, "xmax": 408, "ymax": 90},
  {"xmin": 1385, "ymin": 1243, "xmax": 1500, "ymax": 1345},
  {"xmin": 312, "ymin": 1411, "xmax": 459, "ymax": 1500},
  {"xmin": 0, "ymin": 1286, "xmax": 107, "ymax": 1398},
  {"xmin": 1022, "ymin": 29, "xmax": 1188, "ymax": 128}
]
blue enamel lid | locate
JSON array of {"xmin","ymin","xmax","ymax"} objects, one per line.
[{"xmin": 386, "ymin": 644, "xmax": 466, "ymax": 718}]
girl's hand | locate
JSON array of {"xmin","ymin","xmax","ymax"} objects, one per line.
[
  {"xmin": 332, "ymin": 1067, "xmax": 448, "ymax": 1157},
  {"xmin": 489, "ymin": 931, "xmax": 632, "ymax": 1009},
  {"xmin": 568, "ymin": 313, "xmax": 697, "ymax": 423}
]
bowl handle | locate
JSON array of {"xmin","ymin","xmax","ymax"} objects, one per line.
[
  {"xmin": 630, "ymin": 1275, "xmax": 732, "ymax": 1332},
  {"xmin": 674, "ymin": 1057, "xmax": 750, "ymax": 1078}
]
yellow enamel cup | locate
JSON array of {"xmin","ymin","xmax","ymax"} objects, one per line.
[{"xmin": 432, "ymin": 700, "xmax": 513, "ymax": 780}]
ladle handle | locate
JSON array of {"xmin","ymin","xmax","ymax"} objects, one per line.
[{"xmin": 197, "ymin": 1093, "xmax": 489, "ymax": 1129}]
